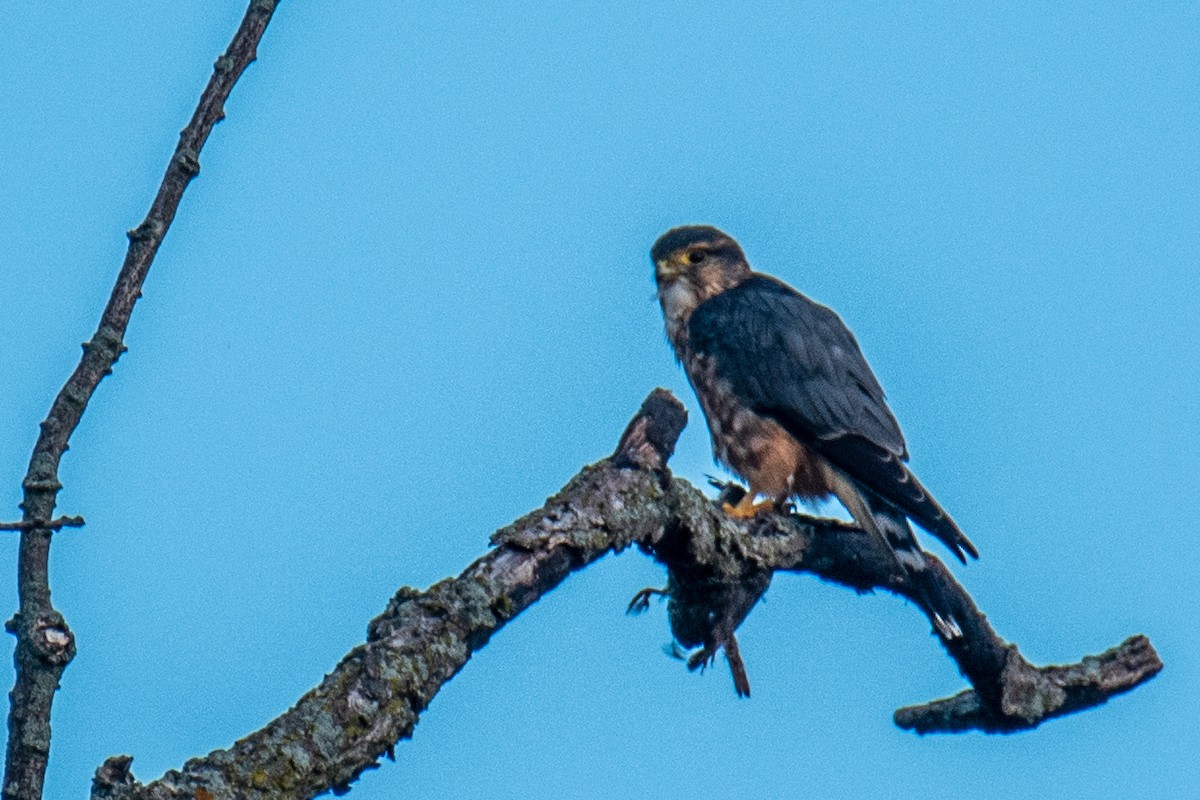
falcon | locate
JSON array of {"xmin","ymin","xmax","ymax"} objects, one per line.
[{"xmin": 652, "ymin": 225, "xmax": 977, "ymax": 639}]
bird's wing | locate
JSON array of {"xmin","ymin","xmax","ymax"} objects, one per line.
[
  {"xmin": 687, "ymin": 275, "xmax": 906, "ymax": 453},
  {"xmin": 687, "ymin": 275, "xmax": 977, "ymax": 561}
]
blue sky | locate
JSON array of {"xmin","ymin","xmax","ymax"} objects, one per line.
[{"xmin": 2, "ymin": 3, "xmax": 1197, "ymax": 798}]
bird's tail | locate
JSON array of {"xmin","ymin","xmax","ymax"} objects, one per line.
[
  {"xmin": 723, "ymin": 633, "xmax": 752, "ymax": 698},
  {"xmin": 831, "ymin": 474, "xmax": 963, "ymax": 640},
  {"xmin": 869, "ymin": 502, "xmax": 963, "ymax": 640}
]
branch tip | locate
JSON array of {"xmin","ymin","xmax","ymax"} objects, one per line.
[
  {"xmin": 612, "ymin": 388, "xmax": 687, "ymax": 471},
  {"xmin": 92, "ymin": 755, "xmax": 138, "ymax": 800},
  {"xmin": 894, "ymin": 634, "xmax": 1162, "ymax": 734}
]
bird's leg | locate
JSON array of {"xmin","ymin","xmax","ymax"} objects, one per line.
[
  {"xmin": 683, "ymin": 637, "xmax": 752, "ymax": 697},
  {"xmin": 626, "ymin": 587, "xmax": 668, "ymax": 614},
  {"xmin": 722, "ymin": 490, "xmax": 776, "ymax": 519},
  {"xmin": 686, "ymin": 647, "xmax": 716, "ymax": 673}
]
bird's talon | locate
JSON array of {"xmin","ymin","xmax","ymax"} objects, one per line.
[
  {"xmin": 627, "ymin": 587, "xmax": 666, "ymax": 615},
  {"xmin": 722, "ymin": 498, "xmax": 776, "ymax": 519}
]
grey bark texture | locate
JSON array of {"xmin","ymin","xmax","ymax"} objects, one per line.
[{"xmin": 88, "ymin": 390, "xmax": 1161, "ymax": 800}]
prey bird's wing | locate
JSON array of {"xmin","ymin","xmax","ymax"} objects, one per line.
[{"xmin": 687, "ymin": 275, "xmax": 977, "ymax": 562}]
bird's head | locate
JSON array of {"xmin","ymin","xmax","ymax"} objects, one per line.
[{"xmin": 651, "ymin": 225, "xmax": 750, "ymax": 344}]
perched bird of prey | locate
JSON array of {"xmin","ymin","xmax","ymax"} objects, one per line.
[{"xmin": 652, "ymin": 225, "xmax": 977, "ymax": 640}]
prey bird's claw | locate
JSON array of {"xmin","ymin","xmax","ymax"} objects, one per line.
[
  {"xmin": 627, "ymin": 587, "xmax": 667, "ymax": 615},
  {"xmin": 686, "ymin": 648, "xmax": 715, "ymax": 674}
]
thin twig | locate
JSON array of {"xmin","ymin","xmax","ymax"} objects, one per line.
[
  {"xmin": 4, "ymin": 4, "xmax": 281, "ymax": 800},
  {"xmin": 0, "ymin": 517, "xmax": 85, "ymax": 533},
  {"xmin": 89, "ymin": 391, "xmax": 1159, "ymax": 800}
]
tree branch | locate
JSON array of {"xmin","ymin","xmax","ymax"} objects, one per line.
[
  {"xmin": 90, "ymin": 390, "xmax": 687, "ymax": 800},
  {"xmin": 91, "ymin": 390, "xmax": 1159, "ymax": 800},
  {"xmin": 716, "ymin": 513, "xmax": 1162, "ymax": 733},
  {"xmin": 4, "ymin": 4, "xmax": 281, "ymax": 800},
  {"xmin": 893, "ymin": 634, "xmax": 1161, "ymax": 734},
  {"xmin": 0, "ymin": 517, "xmax": 84, "ymax": 533}
]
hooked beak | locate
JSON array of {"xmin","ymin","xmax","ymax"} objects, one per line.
[{"xmin": 655, "ymin": 257, "xmax": 682, "ymax": 283}]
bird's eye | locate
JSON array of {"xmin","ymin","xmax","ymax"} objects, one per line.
[{"xmin": 686, "ymin": 250, "xmax": 707, "ymax": 264}]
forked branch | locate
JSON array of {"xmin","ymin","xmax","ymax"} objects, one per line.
[{"xmin": 90, "ymin": 390, "xmax": 1160, "ymax": 800}]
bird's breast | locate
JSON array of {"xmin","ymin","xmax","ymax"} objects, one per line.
[{"xmin": 684, "ymin": 350, "xmax": 834, "ymax": 501}]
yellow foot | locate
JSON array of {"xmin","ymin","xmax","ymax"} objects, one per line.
[{"xmin": 721, "ymin": 495, "xmax": 776, "ymax": 519}]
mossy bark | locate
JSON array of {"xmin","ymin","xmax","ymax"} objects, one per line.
[{"xmin": 92, "ymin": 391, "xmax": 1160, "ymax": 799}]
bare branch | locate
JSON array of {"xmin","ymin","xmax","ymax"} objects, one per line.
[
  {"xmin": 611, "ymin": 387, "xmax": 689, "ymax": 471},
  {"xmin": 90, "ymin": 390, "xmax": 1158, "ymax": 800},
  {"xmin": 4, "ymin": 4, "xmax": 281, "ymax": 799},
  {"xmin": 716, "ymin": 512, "xmax": 1162, "ymax": 731},
  {"xmin": 0, "ymin": 517, "xmax": 84, "ymax": 533},
  {"xmin": 894, "ymin": 635, "xmax": 1162, "ymax": 734},
  {"xmin": 91, "ymin": 392, "xmax": 689, "ymax": 800}
]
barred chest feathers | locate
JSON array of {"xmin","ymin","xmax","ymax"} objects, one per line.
[{"xmin": 680, "ymin": 349, "xmax": 836, "ymax": 502}]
